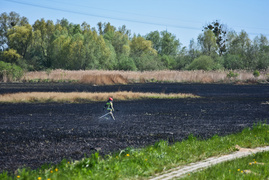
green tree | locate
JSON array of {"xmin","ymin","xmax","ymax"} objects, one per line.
[
  {"xmin": 7, "ymin": 24, "xmax": 33, "ymax": 59},
  {"xmin": 227, "ymin": 30, "xmax": 252, "ymax": 69},
  {"xmin": 204, "ymin": 20, "xmax": 227, "ymax": 56},
  {"xmin": 160, "ymin": 55, "xmax": 176, "ymax": 69},
  {"xmin": 188, "ymin": 38, "xmax": 201, "ymax": 60},
  {"xmin": 81, "ymin": 24, "xmax": 99, "ymax": 69},
  {"xmin": 1, "ymin": 49, "xmax": 21, "ymax": 63},
  {"xmin": 145, "ymin": 30, "xmax": 180, "ymax": 57},
  {"xmin": 68, "ymin": 33, "xmax": 85, "ymax": 69},
  {"xmin": 130, "ymin": 35, "xmax": 157, "ymax": 57},
  {"xmin": 160, "ymin": 31, "xmax": 180, "ymax": 56},
  {"xmin": 133, "ymin": 53, "xmax": 163, "ymax": 71},
  {"xmin": 84, "ymin": 26, "xmax": 116, "ymax": 69},
  {"xmin": 32, "ymin": 18, "xmax": 55, "ymax": 68},
  {"xmin": 118, "ymin": 25, "xmax": 131, "ymax": 38},
  {"xmin": 117, "ymin": 54, "xmax": 136, "ymax": 71},
  {"xmin": 50, "ymin": 29, "xmax": 70, "ymax": 69},
  {"xmin": 0, "ymin": 11, "xmax": 29, "ymax": 50},
  {"xmin": 145, "ymin": 31, "xmax": 161, "ymax": 53},
  {"xmin": 198, "ymin": 30, "xmax": 218, "ymax": 56},
  {"xmin": 253, "ymin": 35, "xmax": 269, "ymax": 70},
  {"xmin": 223, "ymin": 54, "xmax": 243, "ymax": 69},
  {"xmin": 97, "ymin": 22, "xmax": 116, "ymax": 36},
  {"xmin": 177, "ymin": 39, "xmax": 202, "ymax": 70},
  {"xmin": 97, "ymin": 22, "xmax": 131, "ymax": 70}
]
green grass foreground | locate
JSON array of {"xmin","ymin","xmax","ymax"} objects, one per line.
[
  {"xmin": 1, "ymin": 122, "xmax": 269, "ymax": 180},
  {"xmin": 181, "ymin": 148, "xmax": 269, "ymax": 180}
]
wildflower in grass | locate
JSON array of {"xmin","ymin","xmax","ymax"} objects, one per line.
[
  {"xmin": 249, "ymin": 163, "xmax": 252, "ymax": 165},
  {"xmin": 126, "ymin": 154, "xmax": 130, "ymax": 157},
  {"xmin": 241, "ymin": 171, "xmax": 243, "ymax": 173},
  {"xmin": 50, "ymin": 170, "xmax": 53, "ymax": 173},
  {"xmin": 17, "ymin": 175, "xmax": 20, "ymax": 178},
  {"xmin": 237, "ymin": 169, "xmax": 240, "ymax": 171},
  {"xmin": 38, "ymin": 177, "xmax": 42, "ymax": 180},
  {"xmin": 47, "ymin": 179, "xmax": 51, "ymax": 180},
  {"xmin": 145, "ymin": 159, "xmax": 148, "ymax": 161},
  {"xmin": 55, "ymin": 168, "xmax": 58, "ymax": 172},
  {"xmin": 254, "ymin": 161, "xmax": 257, "ymax": 164}
]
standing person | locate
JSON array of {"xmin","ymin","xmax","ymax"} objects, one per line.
[{"xmin": 102, "ymin": 97, "xmax": 115, "ymax": 120}]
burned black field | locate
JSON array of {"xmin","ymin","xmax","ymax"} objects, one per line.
[{"xmin": 0, "ymin": 83, "xmax": 269, "ymax": 173}]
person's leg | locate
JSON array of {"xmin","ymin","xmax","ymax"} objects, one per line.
[
  {"xmin": 110, "ymin": 111, "xmax": 115, "ymax": 120},
  {"xmin": 99, "ymin": 112, "xmax": 110, "ymax": 119}
]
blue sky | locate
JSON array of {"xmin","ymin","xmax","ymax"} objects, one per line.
[{"xmin": 1, "ymin": 0, "xmax": 269, "ymax": 47}]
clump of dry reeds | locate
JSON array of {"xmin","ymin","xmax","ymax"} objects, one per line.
[
  {"xmin": 80, "ymin": 74, "xmax": 128, "ymax": 85},
  {"xmin": 0, "ymin": 91, "xmax": 199, "ymax": 103},
  {"xmin": 21, "ymin": 69, "xmax": 269, "ymax": 85}
]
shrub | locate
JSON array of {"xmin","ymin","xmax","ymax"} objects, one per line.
[
  {"xmin": 253, "ymin": 70, "xmax": 260, "ymax": 78},
  {"xmin": 0, "ymin": 61, "xmax": 24, "ymax": 82},
  {"xmin": 160, "ymin": 55, "xmax": 176, "ymax": 69},
  {"xmin": 1, "ymin": 49, "xmax": 21, "ymax": 63},
  {"xmin": 117, "ymin": 55, "xmax": 137, "ymax": 71},
  {"xmin": 187, "ymin": 55, "xmax": 215, "ymax": 71},
  {"xmin": 134, "ymin": 54, "xmax": 164, "ymax": 71},
  {"xmin": 226, "ymin": 71, "xmax": 239, "ymax": 79},
  {"xmin": 223, "ymin": 54, "xmax": 243, "ymax": 70}
]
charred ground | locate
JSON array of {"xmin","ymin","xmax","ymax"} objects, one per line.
[{"xmin": 0, "ymin": 83, "xmax": 269, "ymax": 173}]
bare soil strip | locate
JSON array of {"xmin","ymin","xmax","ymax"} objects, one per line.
[
  {"xmin": 0, "ymin": 91, "xmax": 199, "ymax": 103},
  {"xmin": 149, "ymin": 146, "xmax": 269, "ymax": 180}
]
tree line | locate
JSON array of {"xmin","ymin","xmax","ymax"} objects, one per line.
[{"xmin": 0, "ymin": 11, "xmax": 269, "ymax": 74}]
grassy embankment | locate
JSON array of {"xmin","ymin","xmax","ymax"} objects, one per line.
[
  {"xmin": 181, "ymin": 148, "xmax": 269, "ymax": 180},
  {"xmin": 1, "ymin": 122, "xmax": 268, "ymax": 180}
]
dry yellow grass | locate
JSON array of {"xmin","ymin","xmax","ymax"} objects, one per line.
[
  {"xmin": 22, "ymin": 69, "xmax": 269, "ymax": 85},
  {"xmin": 0, "ymin": 91, "xmax": 199, "ymax": 103}
]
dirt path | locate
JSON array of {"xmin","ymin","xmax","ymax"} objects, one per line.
[{"xmin": 149, "ymin": 146, "xmax": 269, "ymax": 180}]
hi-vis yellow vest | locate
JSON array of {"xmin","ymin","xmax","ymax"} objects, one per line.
[{"xmin": 106, "ymin": 102, "xmax": 112, "ymax": 111}]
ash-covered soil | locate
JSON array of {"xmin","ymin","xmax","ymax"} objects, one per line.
[{"xmin": 0, "ymin": 83, "xmax": 269, "ymax": 173}]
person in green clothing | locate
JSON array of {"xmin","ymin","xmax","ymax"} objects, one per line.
[{"xmin": 101, "ymin": 97, "xmax": 115, "ymax": 120}]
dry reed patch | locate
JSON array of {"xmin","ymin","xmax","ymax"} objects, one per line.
[
  {"xmin": 0, "ymin": 92, "xmax": 199, "ymax": 103},
  {"xmin": 80, "ymin": 74, "xmax": 128, "ymax": 85},
  {"xmin": 22, "ymin": 69, "xmax": 269, "ymax": 84}
]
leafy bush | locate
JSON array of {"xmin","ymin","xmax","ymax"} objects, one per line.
[
  {"xmin": 160, "ymin": 55, "xmax": 176, "ymax": 69},
  {"xmin": 117, "ymin": 55, "xmax": 137, "ymax": 71},
  {"xmin": 187, "ymin": 55, "xmax": 216, "ymax": 71},
  {"xmin": 1, "ymin": 49, "xmax": 22, "ymax": 63},
  {"xmin": 0, "ymin": 61, "xmax": 24, "ymax": 82},
  {"xmin": 253, "ymin": 70, "xmax": 260, "ymax": 77},
  {"xmin": 226, "ymin": 71, "xmax": 239, "ymax": 79},
  {"xmin": 134, "ymin": 54, "xmax": 164, "ymax": 71},
  {"xmin": 223, "ymin": 54, "xmax": 243, "ymax": 70}
]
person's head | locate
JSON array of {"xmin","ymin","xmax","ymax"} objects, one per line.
[{"xmin": 108, "ymin": 97, "xmax": 113, "ymax": 102}]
